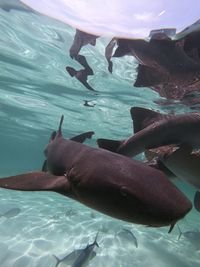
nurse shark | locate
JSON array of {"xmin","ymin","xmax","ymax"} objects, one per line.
[
  {"xmin": 0, "ymin": 116, "xmax": 192, "ymax": 232},
  {"xmin": 97, "ymin": 107, "xmax": 200, "ymax": 157}
]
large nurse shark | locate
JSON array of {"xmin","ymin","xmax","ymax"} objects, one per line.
[
  {"xmin": 97, "ymin": 107, "xmax": 200, "ymax": 157},
  {"xmin": 0, "ymin": 116, "xmax": 192, "ymax": 231}
]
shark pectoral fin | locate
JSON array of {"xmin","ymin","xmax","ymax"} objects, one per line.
[
  {"xmin": 97, "ymin": 138, "xmax": 122, "ymax": 152},
  {"xmin": 0, "ymin": 171, "xmax": 70, "ymax": 194},
  {"xmin": 71, "ymin": 131, "xmax": 95, "ymax": 143}
]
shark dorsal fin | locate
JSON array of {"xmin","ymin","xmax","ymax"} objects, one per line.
[
  {"xmin": 57, "ymin": 115, "xmax": 64, "ymax": 137},
  {"xmin": 130, "ymin": 107, "xmax": 169, "ymax": 133}
]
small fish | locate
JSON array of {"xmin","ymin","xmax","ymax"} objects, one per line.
[
  {"xmin": 65, "ymin": 208, "xmax": 77, "ymax": 217},
  {"xmin": 117, "ymin": 228, "xmax": 138, "ymax": 248},
  {"xmin": 53, "ymin": 249, "xmax": 84, "ymax": 267},
  {"xmin": 0, "ymin": 208, "xmax": 21, "ymax": 218},
  {"xmin": 177, "ymin": 225, "xmax": 200, "ymax": 250},
  {"xmin": 72, "ymin": 232, "xmax": 99, "ymax": 267},
  {"xmin": 83, "ymin": 100, "xmax": 95, "ymax": 107},
  {"xmin": 53, "ymin": 233, "xmax": 99, "ymax": 267}
]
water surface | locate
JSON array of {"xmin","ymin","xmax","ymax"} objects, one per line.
[{"xmin": 0, "ymin": 3, "xmax": 199, "ymax": 267}]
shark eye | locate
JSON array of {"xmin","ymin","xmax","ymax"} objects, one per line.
[{"xmin": 120, "ymin": 186, "xmax": 128, "ymax": 197}]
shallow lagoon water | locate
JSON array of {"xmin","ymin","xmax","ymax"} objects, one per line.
[{"xmin": 0, "ymin": 2, "xmax": 200, "ymax": 267}]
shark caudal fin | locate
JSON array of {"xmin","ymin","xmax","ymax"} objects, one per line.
[
  {"xmin": 97, "ymin": 139, "xmax": 122, "ymax": 152},
  {"xmin": 130, "ymin": 107, "xmax": 171, "ymax": 133},
  {"xmin": 0, "ymin": 172, "xmax": 69, "ymax": 194}
]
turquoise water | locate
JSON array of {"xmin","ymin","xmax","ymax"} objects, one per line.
[{"xmin": 0, "ymin": 3, "xmax": 200, "ymax": 267}]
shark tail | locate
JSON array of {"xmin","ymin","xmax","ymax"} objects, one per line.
[{"xmin": 97, "ymin": 139, "xmax": 122, "ymax": 153}]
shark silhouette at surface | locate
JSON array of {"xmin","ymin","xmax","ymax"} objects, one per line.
[{"xmin": 105, "ymin": 23, "xmax": 200, "ymax": 102}]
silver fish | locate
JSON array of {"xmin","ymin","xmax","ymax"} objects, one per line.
[
  {"xmin": 53, "ymin": 233, "xmax": 99, "ymax": 267},
  {"xmin": 117, "ymin": 228, "xmax": 138, "ymax": 248},
  {"xmin": 178, "ymin": 225, "xmax": 200, "ymax": 250},
  {"xmin": 72, "ymin": 232, "xmax": 99, "ymax": 267},
  {"xmin": 0, "ymin": 208, "xmax": 21, "ymax": 218}
]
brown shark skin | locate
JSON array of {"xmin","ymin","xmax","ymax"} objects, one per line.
[
  {"xmin": 116, "ymin": 112, "xmax": 200, "ymax": 158},
  {"xmin": 0, "ymin": 118, "xmax": 192, "ymax": 229}
]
